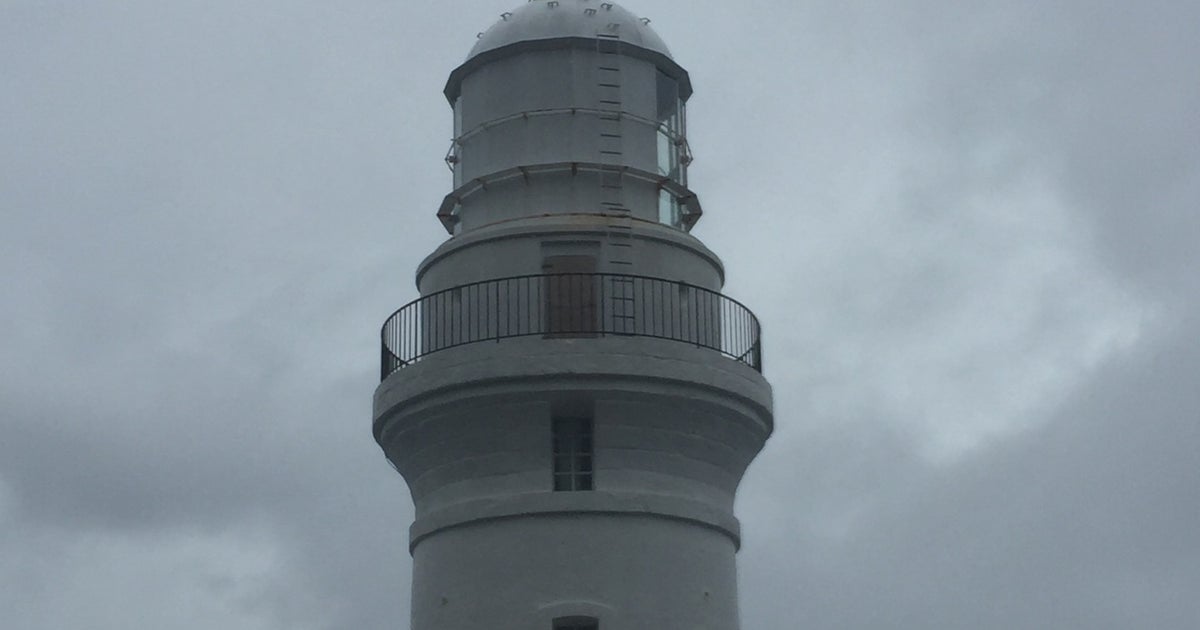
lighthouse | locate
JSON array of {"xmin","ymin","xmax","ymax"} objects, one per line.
[{"xmin": 373, "ymin": 1, "xmax": 773, "ymax": 628}]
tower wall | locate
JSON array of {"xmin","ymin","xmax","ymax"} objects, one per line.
[
  {"xmin": 374, "ymin": 337, "xmax": 771, "ymax": 629},
  {"xmin": 415, "ymin": 219, "xmax": 725, "ymax": 292},
  {"xmin": 411, "ymin": 516, "xmax": 739, "ymax": 630}
]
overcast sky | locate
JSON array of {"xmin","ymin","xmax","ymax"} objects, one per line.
[{"xmin": 2, "ymin": 1, "xmax": 1197, "ymax": 628}]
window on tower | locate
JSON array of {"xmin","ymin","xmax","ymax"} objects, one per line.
[
  {"xmin": 658, "ymin": 187, "xmax": 682, "ymax": 228},
  {"xmin": 451, "ymin": 96, "xmax": 464, "ymax": 188},
  {"xmin": 553, "ymin": 616, "xmax": 599, "ymax": 630},
  {"xmin": 552, "ymin": 417, "xmax": 594, "ymax": 492},
  {"xmin": 655, "ymin": 69, "xmax": 685, "ymax": 185}
]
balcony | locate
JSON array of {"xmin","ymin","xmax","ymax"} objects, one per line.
[{"xmin": 380, "ymin": 273, "xmax": 762, "ymax": 380}]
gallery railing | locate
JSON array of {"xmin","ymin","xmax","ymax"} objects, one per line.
[{"xmin": 380, "ymin": 273, "xmax": 762, "ymax": 380}]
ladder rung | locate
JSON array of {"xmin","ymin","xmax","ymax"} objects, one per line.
[{"xmin": 597, "ymin": 28, "xmax": 631, "ymax": 265}]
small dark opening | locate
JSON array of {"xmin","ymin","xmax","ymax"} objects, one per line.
[
  {"xmin": 553, "ymin": 616, "xmax": 599, "ymax": 630},
  {"xmin": 542, "ymin": 255, "xmax": 598, "ymax": 336}
]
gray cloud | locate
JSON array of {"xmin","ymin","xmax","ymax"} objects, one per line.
[{"xmin": 2, "ymin": 1, "xmax": 1196, "ymax": 628}]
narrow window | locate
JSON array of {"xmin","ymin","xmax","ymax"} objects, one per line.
[
  {"xmin": 553, "ymin": 616, "xmax": 599, "ymax": 630},
  {"xmin": 607, "ymin": 275, "xmax": 636, "ymax": 334},
  {"xmin": 655, "ymin": 70, "xmax": 680, "ymax": 134},
  {"xmin": 657, "ymin": 187, "xmax": 681, "ymax": 227},
  {"xmin": 452, "ymin": 97, "xmax": 464, "ymax": 188},
  {"xmin": 655, "ymin": 70, "xmax": 684, "ymax": 183},
  {"xmin": 552, "ymin": 417, "xmax": 594, "ymax": 492}
]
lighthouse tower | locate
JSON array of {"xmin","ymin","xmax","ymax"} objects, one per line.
[{"xmin": 373, "ymin": 2, "xmax": 773, "ymax": 629}]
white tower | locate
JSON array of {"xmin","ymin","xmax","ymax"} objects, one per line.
[{"xmin": 373, "ymin": 2, "xmax": 772, "ymax": 629}]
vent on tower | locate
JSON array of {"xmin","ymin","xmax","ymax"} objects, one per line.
[{"xmin": 553, "ymin": 616, "xmax": 599, "ymax": 630}]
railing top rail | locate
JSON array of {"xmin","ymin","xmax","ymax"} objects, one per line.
[{"xmin": 381, "ymin": 272, "xmax": 753, "ymax": 326}]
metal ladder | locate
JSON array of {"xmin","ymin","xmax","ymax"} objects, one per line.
[{"xmin": 595, "ymin": 25, "xmax": 636, "ymax": 333}]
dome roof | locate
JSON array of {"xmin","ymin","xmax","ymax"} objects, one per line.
[{"xmin": 468, "ymin": 0, "xmax": 672, "ymax": 61}]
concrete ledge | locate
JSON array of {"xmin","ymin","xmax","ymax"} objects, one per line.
[
  {"xmin": 409, "ymin": 490, "xmax": 742, "ymax": 552},
  {"xmin": 415, "ymin": 215, "xmax": 725, "ymax": 289},
  {"xmin": 373, "ymin": 336, "xmax": 774, "ymax": 441}
]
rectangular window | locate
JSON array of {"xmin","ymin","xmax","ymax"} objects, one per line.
[
  {"xmin": 452, "ymin": 97, "xmax": 464, "ymax": 188},
  {"xmin": 552, "ymin": 417, "xmax": 594, "ymax": 492},
  {"xmin": 655, "ymin": 70, "xmax": 685, "ymax": 184},
  {"xmin": 658, "ymin": 187, "xmax": 681, "ymax": 227},
  {"xmin": 655, "ymin": 70, "xmax": 680, "ymax": 133},
  {"xmin": 606, "ymin": 275, "xmax": 636, "ymax": 334}
]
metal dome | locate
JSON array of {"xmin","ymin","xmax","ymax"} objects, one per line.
[{"xmin": 468, "ymin": 0, "xmax": 672, "ymax": 61}]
